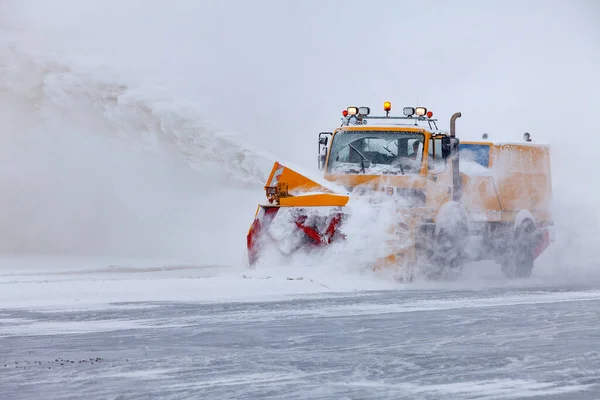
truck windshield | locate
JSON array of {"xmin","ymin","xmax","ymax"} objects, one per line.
[{"xmin": 327, "ymin": 130, "xmax": 425, "ymax": 175}]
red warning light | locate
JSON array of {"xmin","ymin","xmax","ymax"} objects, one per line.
[
  {"xmin": 426, "ymin": 111, "xmax": 433, "ymax": 118},
  {"xmin": 342, "ymin": 109, "xmax": 348, "ymax": 117}
]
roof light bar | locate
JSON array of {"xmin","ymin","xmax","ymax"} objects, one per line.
[{"xmin": 340, "ymin": 102, "xmax": 436, "ymax": 126}]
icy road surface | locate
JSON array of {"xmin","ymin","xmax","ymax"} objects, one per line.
[{"xmin": 1, "ymin": 259, "xmax": 599, "ymax": 400}]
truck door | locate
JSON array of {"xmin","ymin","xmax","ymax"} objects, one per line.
[{"xmin": 426, "ymin": 138, "xmax": 453, "ymax": 209}]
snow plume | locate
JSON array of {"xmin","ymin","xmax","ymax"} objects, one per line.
[
  {"xmin": 0, "ymin": 37, "xmax": 271, "ymax": 261},
  {"xmin": 0, "ymin": 39, "xmax": 274, "ymax": 186},
  {"xmin": 535, "ymin": 141, "xmax": 600, "ymax": 282}
]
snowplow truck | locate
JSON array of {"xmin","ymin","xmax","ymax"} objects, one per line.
[{"xmin": 247, "ymin": 103, "xmax": 554, "ymax": 279}]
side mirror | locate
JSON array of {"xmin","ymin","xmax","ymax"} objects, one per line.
[
  {"xmin": 318, "ymin": 132, "xmax": 332, "ymax": 170},
  {"xmin": 441, "ymin": 136, "xmax": 451, "ymax": 158}
]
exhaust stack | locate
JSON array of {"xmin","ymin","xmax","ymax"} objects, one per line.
[
  {"xmin": 450, "ymin": 112, "xmax": 462, "ymax": 201},
  {"xmin": 450, "ymin": 112, "xmax": 462, "ymax": 138}
]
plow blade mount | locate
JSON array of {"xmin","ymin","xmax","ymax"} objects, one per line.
[{"xmin": 247, "ymin": 162, "xmax": 350, "ymax": 265}]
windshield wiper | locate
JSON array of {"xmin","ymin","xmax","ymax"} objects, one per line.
[
  {"xmin": 383, "ymin": 145, "xmax": 404, "ymax": 175},
  {"xmin": 349, "ymin": 143, "xmax": 371, "ymax": 173}
]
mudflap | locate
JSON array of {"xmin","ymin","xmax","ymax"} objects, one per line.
[
  {"xmin": 533, "ymin": 225, "xmax": 553, "ymax": 260},
  {"xmin": 247, "ymin": 205, "xmax": 346, "ymax": 266}
]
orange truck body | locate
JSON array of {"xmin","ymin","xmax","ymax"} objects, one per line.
[{"xmin": 247, "ymin": 106, "xmax": 554, "ymax": 280}]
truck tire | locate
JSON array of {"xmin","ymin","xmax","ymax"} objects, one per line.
[
  {"xmin": 421, "ymin": 201, "xmax": 469, "ymax": 280},
  {"xmin": 426, "ymin": 221, "xmax": 468, "ymax": 279},
  {"xmin": 501, "ymin": 220, "xmax": 535, "ymax": 278}
]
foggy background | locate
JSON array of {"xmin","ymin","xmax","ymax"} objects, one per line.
[{"xmin": 0, "ymin": 0, "xmax": 598, "ymax": 271}]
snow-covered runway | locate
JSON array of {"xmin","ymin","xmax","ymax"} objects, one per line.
[{"xmin": 2, "ymin": 259, "xmax": 599, "ymax": 399}]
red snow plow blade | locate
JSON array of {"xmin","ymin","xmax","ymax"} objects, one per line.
[
  {"xmin": 246, "ymin": 162, "xmax": 349, "ymax": 265},
  {"xmin": 247, "ymin": 206, "xmax": 347, "ymax": 265}
]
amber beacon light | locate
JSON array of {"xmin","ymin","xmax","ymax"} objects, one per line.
[{"xmin": 383, "ymin": 101, "xmax": 392, "ymax": 116}]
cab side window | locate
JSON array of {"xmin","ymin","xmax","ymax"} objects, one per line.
[{"xmin": 428, "ymin": 138, "xmax": 444, "ymax": 170}]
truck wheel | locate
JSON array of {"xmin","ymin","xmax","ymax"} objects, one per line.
[
  {"xmin": 425, "ymin": 223, "xmax": 468, "ymax": 280},
  {"xmin": 421, "ymin": 202, "xmax": 469, "ymax": 280},
  {"xmin": 501, "ymin": 221, "xmax": 535, "ymax": 278}
]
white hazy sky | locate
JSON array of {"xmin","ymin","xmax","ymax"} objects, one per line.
[
  {"xmin": 0, "ymin": 0, "xmax": 599, "ymax": 261},
  {"xmin": 2, "ymin": 0, "xmax": 598, "ymax": 171}
]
